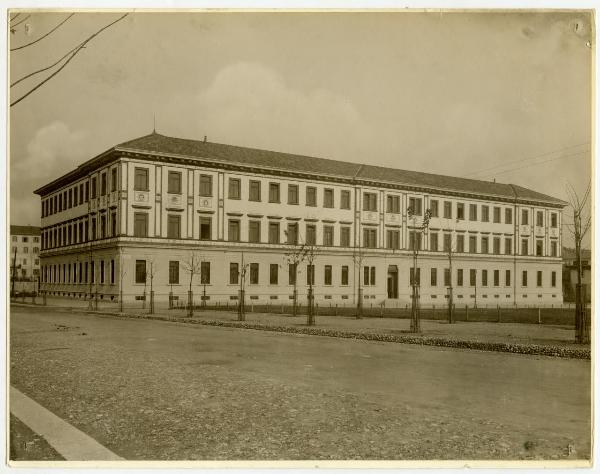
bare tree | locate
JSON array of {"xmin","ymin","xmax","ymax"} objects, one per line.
[
  {"xmin": 352, "ymin": 243, "xmax": 366, "ymax": 319},
  {"xmin": 147, "ymin": 258, "xmax": 157, "ymax": 314},
  {"xmin": 182, "ymin": 251, "xmax": 202, "ymax": 317},
  {"xmin": 237, "ymin": 252, "xmax": 250, "ymax": 321},
  {"xmin": 304, "ymin": 244, "xmax": 319, "ymax": 326},
  {"xmin": 407, "ymin": 207, "xmax": 431, "ymax": 333},
  {"xmin": 118, "ymin": 248, "xmax": 127, "ymax": 313},
  {"xmin": 566, "ymin": 182, "xmax": 591, "ymax": 344},
  {"xmin": 10, "ymin": 12, "xmax": 129, "ymax": 107},
  {"xmin": 283, "ymin": 227, "xmax": 307, "ymax": 317}
]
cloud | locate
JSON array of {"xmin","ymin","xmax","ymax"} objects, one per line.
[
  {"xmin": 194, "ymin": 62, "xmax": 367, "ymax": 160},
  {"xmin": 11, "ymin": 121, "xmax": 89, "ymax": 225}
]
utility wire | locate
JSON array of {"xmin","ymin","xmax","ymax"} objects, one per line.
[
  {"xmin": 11, "ymin": 13, "xmax": 75, "ymax": 52},
  {"xmin": 10, "ymin": 14, "xmax": 30, "ymax": 29},
  {"xmin": 464, "ymin": 141, "xmax": 590, "ymax": 178},
  {"xmin": 480, "ymin": 150, "xmax": 589, "ymax": 179},
  {"xmin": 11, "ymin": 13, "xmax": 128, "ymax": 107},
  {"xmin": 10, "ymin": 13, "xmax": 22, "ymax": 23}
]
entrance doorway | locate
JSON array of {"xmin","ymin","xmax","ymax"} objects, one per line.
[{"xmin": 387, "ymin": 265, "xmax": 398, "ymax": 299}]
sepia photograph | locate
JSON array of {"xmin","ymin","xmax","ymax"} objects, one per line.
[{"xmin": 6, "ymin": 7, "xmax": 594, "ymax": 467}]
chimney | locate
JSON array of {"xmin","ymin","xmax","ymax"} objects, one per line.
[{"xmin": 203, "ymin": 135, "xmax": 207, "ymax": 143}]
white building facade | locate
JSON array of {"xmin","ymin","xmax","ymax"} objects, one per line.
[
  {"xmin": 10, "ymin": 225, "xmax": 41, "ymax": 280},
  {"xmin": 35, "ymin": 133, "xmax": 566, "ymax": 307}
]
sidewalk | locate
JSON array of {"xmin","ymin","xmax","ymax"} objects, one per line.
[{"xmin": 11, "ymin": 298, "xmax": 589, "ymax": 359}]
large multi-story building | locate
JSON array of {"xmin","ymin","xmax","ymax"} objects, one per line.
[
  {"xmin": 10, "ymin": 225, "xmax": 41, "ymax": 281},
  {"xmin": 35, "ymin": 132, "xmax": 566, "ymax": 306}
]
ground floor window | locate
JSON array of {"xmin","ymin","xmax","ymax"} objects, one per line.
[
  {"xmin": 250, "ymin": 263, "xmax": 259, "ymax": 284},
  {"xmin": 200, "ymin": 262, "xmax": 211, "ymax": 284},
  {"xmin": 169, "ymin": 261, "xmax": 179, "ymax": 284},
  {"xmin": 135, "ymin": 260, "xmax": 146, "ymax": 284},
  {"xmin": 230, "ymin": 263, "xmax": 239, "ymax": 285},
  {"xmin": 270, "ymin": 264, "xmax": 278, "ymax": 285}
]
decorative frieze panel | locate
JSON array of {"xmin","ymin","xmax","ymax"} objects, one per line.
[
  {"xmin": 166, "ymin": 193, "xmax": 184, "ymax": 209},
  {"xmin": 385, "ymin": 213, "xmax": 401, "ymax": 225},
  {"xmin": 549, "ymin": 227, "xmax": 559, "ymax": 238},
  {"xmin": 198, "ymin": 197, "xmax": 213, "ymax": 209},
  {"xmin": 134, "ymin": 190, "xmax": 150, "ymax": 204},
  {"xmin": 362, "ymin": 211, "xmax": 379, "ymax": 224}
]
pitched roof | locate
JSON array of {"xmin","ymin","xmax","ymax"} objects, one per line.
[
  {"xmin": 11, "ymin": 225, "xmax": 40, "ymax": 236},
  {"xmin": 115, "ymin": 133, "xmax": 566, "ymax": 206}
]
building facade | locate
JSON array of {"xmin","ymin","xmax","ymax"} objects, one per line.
[
  {"xmin": 35, "ymin": 133, "xmax": 566, "ymax": 306},
  {"xmin": 10, "ymin": 225, "xmax": 41, "ymax": 281}
]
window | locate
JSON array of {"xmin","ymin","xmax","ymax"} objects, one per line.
[
  {"xmin": 134, "ymin": 168, "xmax": 149, "ymax": 191},
  {"xmin": 200, "ymin": 262, "xmax": 211, "ymax": 284},
  {"xmin": 167, "ymin": 171, "xmax": 182, "ymax": 194},
  {"xmin": 409, "ymin": 231, "xmax": 422, "ymax": 251},
  {"xmin": 481, "ymin": 236, "xmax": 489, "ymax": 254},
  {"xmin": 341, "ymin": 266, "xmax": 349, "ymax": 285},
  {"xmin": 323, "ymin": 188, "xmax": 334, "ymax": 208},
  {"xmin": 410, "ymin": 267, "xmax": 421, "ymax": 285},
  {"xmin": 481, "ymin": 206, "xmax": 489, "ymax": 222},
  {"xmin": 493, "ymin": 270, "xmax": 499, "ymax": 287},
  {"xmin": 493, "ymin": 207, "xmax": 501, "ymax": 223},
  {"xmin": 430, "ymin": 200, "xmax": 439, "ymax": 218},
  {"xmin": 167, "ymin": 215, "xmax": 181, "ymax": 239},
  {"xmin": 91, "ymin": 177, "xmax": 97, "ymax": 198},
  {"xmin": 135, "ymin": 260, "xmax": 146, "ymax": 284},
  {"xmin": 505, "ymin": 270, "xmax": 511, "ymax": 287},
  {"xmin": 306, "ymin": 224, "xmax": 316, "ymax": 245},
  {"xmin": 169, "ymin": 261, "xmax": 179, "ymax": 284},
  {"xmin": 134, "ymin": 213, "xmax": 148, "ymax": 237},
  {"xmin": 482, "ymin": 270, "xmax": 488, "ymax": 287},
  {"xmin": 386, "ymin": 230, "xmax": 400, "ymax": 250},
  {"xmin": 551, "ymin": 213, "xmax": 557, "ymax": 228},
  {"xmin": 340, "ymin": 190, "xmax": 351, "ymax": 210},
  {"xmin": 270, "ymin": 264, "xmax": 279, "ymax": 285},
  {"xmin": 286, "ymin": 223, "xmax": 298, "ymax": 245},
  {"xmin": 324, "ymin": 265, "xmax": 332, "ymax": 285},
  {"xmin": 363, "ymin": 228, "xmax": 377, "ymax": 248},
  {"xmin": 521, "ymin": 238, "xmax": 529, "ymax": 255},
  {"xmin": 536, "ymin": 211, "xmax": 544, "ymax": 227},
  {"xmin": 408, "ymin": 197, "xmax": 422, "ymax": 216},
  {"xmin": 306, "ymin": 187, "xmax": 317, "ymax": 206},
  {"xmin": 269, "ymin": 183, "xmax": 280, "ymax": 203},
  {"xmin": 551, "ymin": 241, "xmax": 557, "ymax": 257},
  {"xmin": 200, "ymin": 217, "xmax": 211, "ymax": 240},
  {"xmin": 522, "ymin": 271, "xmax": 528, "ymax": 287},
  {"xmin": 444, "ymin": 268, "xmax": 451, "ymax": 286},
  {"xmin": 551, "ymin": 271, "xmax": 556, "ymax": 287},
  {"xmin": 268, "ymin": 222, "xmax": 280, "ymax": 244},
  {"xmin": 505, "ymin": 208, "xmax": 512, "ymax": 224},
  {"xmin": 443, "ymin": 201, "xmax": 452, "ymax": 219},
  {"xmin": 457, "ymin": 269, "xmax": 463, "ymax": 286},
  {"xmin": 111, "ymin": 211, "xmax": 117, "ymax": 237},
  {"xmin": 456, "ymin": 203, "xmax": 464, "ymax": 220},
  {"xmin": 340, "ymin": 227, "xmax": 351, "ymax": 247},
  {"xmin": 84, "ymin": 182, "xmax": 89, "ymax": 202},
  {"xmin": 493, "ymin": 237, "xmax": 501, "ymax": 255},
  {"xmin": 430, "ymin": 232, "xmax": 438, "ymax": 252},
  {"xmin": 431, "ymin": 268, "xmax": 438, "ymax": 286},
  {"xmin": 100, "ymin": 215, "xmax": 106, "ymax": 239},
  {"xmin": 521, "ymin": 209, "xmax": 529, "ymax": 225},
  {"xmin": 469, "ymin": 204, "xmax": 477, "ymax": 221},
  {"xmin": 249, "ymin": 180, "xmax": 261, "ymax": 201},
  {"xmin": 364, "ymin": 266, "xmax": 376, "ymax": 286},
  {"xmin": 249, "ymin": 221, "xmax": 261, "ymax": 243},
  {"xmin": 230, "ymin": 263, "xmax": 239, "ymax": 285},
  {"xmin": 505, "ymin": 238, "xmax": 512, "ymax": 255},
  {"xmin": 536, "ymin": 240, "xmax": 543, "ymax": 256},
  {"xmin": 536, "ymin": 271, "xmax": 542, "ymax": 287},
  {"xmin": 288, "ymin": 184, "xmax": 299, "ymax": 205},
  {"xmin": 228, "ymin": 220, "xmax": 240, "ymax": 242},
  {"xmin": 223, "ymin": 178, "xmax": 239, "ymax": 201},
  {"xmin": 469, "ymin": 235, "xmax": 477, "ymax": 253},
  {"xmin": 111, "ymin": 168, "xmax": 117, "ymax": 192},
  {"xmin": 199, "ymin": 175, "xmax": 212, "ymax": 197},
  {"xmin": 323, "ymin": 226, "xmax": 334, "ymax": 246},
  {"xmin": 100, "ymin": 260, "xmax": 105, "ymax": 284},
  {"xmin": 68, "ymin": 188, "xmax": 73, "ymax": 207},
  {"xmin": 101, "ymin": 173, "xmax": 107, "ymax": 196},
  {"xmin": 470, "ymin": 269, "xmax": 476, "ymax": 286},
  {"xmin": 306, "ymin": 264, "xmax": 315, "ymax": 286},
  {"xmin": 443, "ymin": 233, "xmax": 452, "ymax": 253},
  {"xmin": 363, "ymin": 192, "xmax": 377, "ymax": 212},
  {"xmin": 33, "ymin": 247, "xmax": 39, "ymax": 254},
  {"xmin": 288, "ymin": 263, "xmax": 297, "ymax": 285},
  {"xmin": 387, "ymin": 195, "xmax": 400, "ymax": 213},
  {"xmin": 23, "ymin": 247, "xmax": 29, "ymax": 254},
  {"xmin": 456, "ymin": 235, "xmax": 464, "ymax": 253}
]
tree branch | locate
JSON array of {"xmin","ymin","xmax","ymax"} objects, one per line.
[
  {"xmin": 10, "ymin": 14, "xmax": 30, "ymax": 29},
  {"xmin": 11, "ymin": 13, "xmax": 75, "ymax": 52}
]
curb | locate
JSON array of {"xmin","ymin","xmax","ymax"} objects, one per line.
[{"xmin": 12, "ymin": 303, "xmax": 590, "ymax": 360}]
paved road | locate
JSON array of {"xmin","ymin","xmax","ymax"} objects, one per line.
[{"xmin": 10, "ymin": 306, "xmax": 591, "ymax": 460}]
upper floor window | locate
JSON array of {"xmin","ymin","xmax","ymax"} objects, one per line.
[
  {"xmin": 249, "ymin": 180, "xmax": 261, "ymax": 202},
  {"xmin": 505, "ymin": 208, "xmax": 513, "ymax": 225},
  {"xmin": 228, "ymin": 220, "xmax": 241, "ymax": 242},
  {"xmin": 111, "ymin": 168, "xmax": 117, "ymax": 192},
  {"xmin": 469, "ymin": 204, "xmax": 477, "ymax": 221},
  {"xmin": 456, "ymin": 234, "xmax": 465, "ymax": 253},
  {"xmin": 134, "ymin": 212, "xmax": 148, "ymax": 238},
  {"xmin": 505, "ymin": 238, "xmax": 512, "ymax": 255},
  {"xmin": 430, "ymin": 199, "xmax": 439, "ymax": 217},
  {"xmin": 288, "ymin": 184, "xmax": 299, "ymax": 205},
  {"xmin": 199, "ymin": 174, "xmax": 212, "ymax": 197},
  {"xmin": 269, "ymin": 183, "xmax": 280, "ymax": 203},
  {"xmin": 481, "ymin": 205, "xmax": 489, "ymax": 222},
  {"xmin": 167, "ymin": 214, "xmax": 181, "ymax": 239},
  {"xmin": 323, "ymin": 188, "xmax": 334, "ymax": 208},
  {"xmin": 456, "ymin": 203, "xmax": 464, "ymax": 220},
  {"xmin": 340, "ymin": 190, "xmax": 351, "ymax": 210},
  {"xmin": 536, "ymin": 211, "xmax": 544, "ymax": 227},
  {"xmin": 101, "ymin": 173, "xmax": 107, "ymax": 196},
  {"xmin": 323, "ymin": 225, "xmax": 334, "ymax": 246},
  {"xmin": 387, "ymin": 195, "xmax": 400, "ymax": 214},
  {"xmin": 286, "ymin": 223, "xmax": 298, "ymax": 245},
  {"xmin": 443, "ymin": 201, "xmax": 452, "ymax": 219},
  {"xmin": 521, "ymin": 209, "xmax": 529, "ymax": 225},
  {"xmin": 22, "ymin": 236, "xmax": 28, "ymax": 243},
  {"xmin": 228, "ymin": 178, "xmax": 241, "ymax": 199},
  {"xmin": 493, "ymin": 207, "xmax": 501, "ymax": 223},
  {"xmin": 536, "ymin": 239, "xmax": 543, "ymax": 256},
  {"xmin": 305, "ymin": 224, "xmax": 317, "ymax": 245},
  {"xmin": 481, "ymin": 236, "xmax": 489, "ymax": 254},
  {"xmin": 306, "ymin": 187, "xmax": 317, "ymax": 207},
  {"xmin": 363, "ymin": 228, "xmax": 377, "ymax": 248},
  {"xmin": 249, "ymin": 221, "xmax": 261, "ymax": 243},
  {"xmin": 268, "ymin": 222, "xmax": 280, "ymax": 244},
  {"xmin": 340, "ymin": 226, "xmax": 351, "ymax": 247},
  {"xmin": 363, "ymin": 192, "xmax": 377, "ymax": 212},
  {"xmin": 408, "ymin": 197, "xmax": 422, "ymax": 216},
  {"xmin": 91, "ymin": 177, "xmax": 97, "ymax": 198},
  {"xmin": 551, "ymin": 213, "xmax": 557, "ymax": 228},
  {"xmin": 199, "ymin": 217, "xmax": 211, "ymax": 240},
  {"xmin": 386, "ymin": 229, "xmax": 400, "ymax": 250},
  {"xmin": 134, "ymin": 168, "xmax": 149, "ymax": 191},
  {"xmin": 168, "ymin": 171, "xmax": 182, "ymax": 194}
]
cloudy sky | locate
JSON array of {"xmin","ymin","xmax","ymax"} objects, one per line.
[{"xmin": 9, "ymin": 11, "xmax": 592, "ymax": 246}]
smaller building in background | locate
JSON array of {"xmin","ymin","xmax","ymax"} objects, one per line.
[
  {"xmin": 10, "ymin": 225, "xmax": 41, "ymax": 281},
  {"xmin": 562, "ymin": 247, "xmax": 591, "ymax": 302}
]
